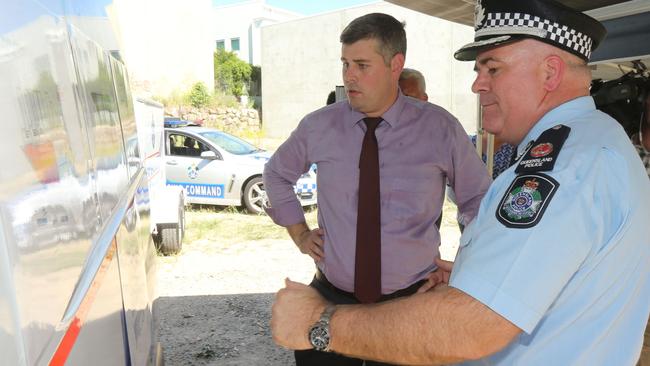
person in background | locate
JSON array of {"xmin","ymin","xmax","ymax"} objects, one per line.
[
  {"xmin": 634, "ymin": 92, "xmax": 650, "ymax": 366},
  {"xmin": 263, "ymin": 12, "xmax": 490, "ymax": 366},
  {"xmin": 271, "ymin": 1, "xmax": 650, "ymax": 364},
  {"xmin": 470, "ymin": 133, "xmax": 515, "ymax": 179},
  {"xmin": 632, "ymin": 93, "xmax": 650, "ymax": 177},
  {"xmin": 326, "ymin": 90, "xmax": 336, "ymax": 105},
  {"xmin": 398, "ymin": 68, "xmax": 428, "ymax": 101}
]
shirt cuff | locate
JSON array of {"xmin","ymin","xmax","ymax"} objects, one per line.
[
  {"xmin": 265, "ymin": 200, "xmax": 306, "ymax": 227},
  {"xmin": 450, "ymin": 266, "xmax": 542, "ymax": 334}
]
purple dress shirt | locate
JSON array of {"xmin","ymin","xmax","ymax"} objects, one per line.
[{"xmin": 263, "ymin": 92, "xmax": 491, "ymax": 294}]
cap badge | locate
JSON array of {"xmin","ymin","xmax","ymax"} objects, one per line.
[{"xmin": 474, "ymin": 0, "xmax": 486, "ymax": 29}]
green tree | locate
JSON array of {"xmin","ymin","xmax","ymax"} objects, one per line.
[
  {"xmin": 250, "ymin": 65, "xmax": 261, "ymax": 96},
  {"xmin": 214, "ymin": 49, "xmax": 252, "ymax": 98},
  {"xmin": 188, "ymin": 82, "xmax": 211, "ymax": 108}
]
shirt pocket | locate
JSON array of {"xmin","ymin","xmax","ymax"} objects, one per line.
[
  {"xmin": 389, "ymin": 177, "xmax": 431, "ymax": 193},
  {"xmin": 387, "ymin": 177, "xmax": 432, "ymax": 220}
]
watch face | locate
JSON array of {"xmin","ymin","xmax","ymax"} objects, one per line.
[{"xmin": 309, "ymin": 324, "xmax": 330, "ymax": 351}]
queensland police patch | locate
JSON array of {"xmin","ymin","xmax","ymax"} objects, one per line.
[{"xmin": 496, "ymin": 173, "xmax": 559, "ymax": 228}]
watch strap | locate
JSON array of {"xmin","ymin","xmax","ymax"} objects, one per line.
[{"xmin": 319, "ymin": 304, "xmax": 337, "ymax": 324}]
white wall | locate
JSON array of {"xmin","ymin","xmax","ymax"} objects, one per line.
[
  {"xmin": 107, "ymin": 0, "xmax": 214, "ymax": 97},
  {"xmin": 261, "ymin": 1, "xmax": 478, "ymax": 139},
  {"xmin": 213, "ymin": 0, "xmax": 300, "ymax": 65}
]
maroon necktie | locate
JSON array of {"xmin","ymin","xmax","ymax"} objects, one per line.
[{"xmin": 354, "ymin": 117, "xmax": 382, "ymax": 303}]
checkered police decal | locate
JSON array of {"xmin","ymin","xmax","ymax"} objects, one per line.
[
  {"xmin": 295, "ymin": 183, "xmax": 317, "ymax": 194},
  {"xmin": 477, "ymin": 12, "xmax": 593, "ymax": 59}
]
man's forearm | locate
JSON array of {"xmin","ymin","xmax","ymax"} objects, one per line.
[
  {"xmin": 456, "ymin": 193, "xmax": 484, "ymax": 226},
  {"xmin": 328, "ymin": 286, "xmax": 520, "ymax": 365},
  {"xmin": 263, "ymin": 158, "xmax": 307, "ymax": 227},
  {"xmin": 286, "ymin": 222, "xmax": 310, "ymax": 247}
]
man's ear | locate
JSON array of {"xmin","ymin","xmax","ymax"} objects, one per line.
[
  {"xmin": 391, "ymin": 53, "xmax": 405, "ymax": 76},
  {"xmin": 542, "ymin": 55, "xmax": 565, "ymax": 92}
]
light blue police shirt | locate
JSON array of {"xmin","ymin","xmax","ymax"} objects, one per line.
[{"xmin": 450, "ymin": 96, "xmax": 650, "ymax": 365}]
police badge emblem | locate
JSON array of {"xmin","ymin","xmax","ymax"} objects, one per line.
[
  {"xmin": 474, "ymin": 0, "xmax": 486, "ymax": 29},
  {"xmin": 502, "ymin": 179, "xmax": 542, "ymax": 220},
  {"xmin": 497, "ymin": 173, "xmax": 559, "ymax": 228},
  {"xmin": 187, "ymin": 164, "xmax": 199, "ymax": 179}
]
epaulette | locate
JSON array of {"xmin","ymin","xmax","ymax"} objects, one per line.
[
  {"xmin": 497, "ymin": 124, "xmax": 571, "ymax": 229},
  {"xmin": 515, "ymin": 124, "xmax": 571, "ymax": 174}
]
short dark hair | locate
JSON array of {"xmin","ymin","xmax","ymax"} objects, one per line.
[
  {"xmin": 326, "ymin": 90, "xmax": 336, "ymax": 105},
  {"xmin": 340, "ymin": 13, "xmax": 406, "ymax": 65}
]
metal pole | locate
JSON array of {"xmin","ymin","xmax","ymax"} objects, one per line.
[
  {"xmin": 475, "ymin": 96, "xmax": 495, "ymax": 177},
  {"xmin": 486, "ymin": 133, "xmax": 495, "ymax": 177},
  {"xmin": 476, "ymin": 97, "xmax": 483, "ymax": 158}
]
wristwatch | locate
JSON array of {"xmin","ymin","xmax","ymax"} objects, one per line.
[{"xmin": 308, "ymin": 304, "xmax": 337, "ymax": 352}]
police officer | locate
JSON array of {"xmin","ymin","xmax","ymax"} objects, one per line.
[{"xmin": 271, "ymin": 0, "xmax": 650, "ymax": 364}]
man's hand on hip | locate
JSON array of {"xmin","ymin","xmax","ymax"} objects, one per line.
[
  {"xmin": 297, "ymin": 228, "xmax": 325, "ymax": 261},
  {"xmin": 417, "ymin": 255, "xmax": 454, "ymax": 293},
  {"xmin": 286, "ymin": 223, "xmax": 326, "ymax": 261}
]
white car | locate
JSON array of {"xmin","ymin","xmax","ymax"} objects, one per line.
[{"xmin": 164, "ymin": 122, "xmax": 317, "ymax": 214}]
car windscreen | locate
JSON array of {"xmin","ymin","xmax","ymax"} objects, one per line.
[{"xmin": 198, "ymin": 131, "xmax": 260, "ymax": 155}]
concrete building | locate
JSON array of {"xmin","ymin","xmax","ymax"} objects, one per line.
[
  {"xmin": 213, "ymin": 0, "xmax": 300, "ymax": 66},
  {"xmin": 261, "ymin": 1, "xmax": 478, "ymax": 139}
]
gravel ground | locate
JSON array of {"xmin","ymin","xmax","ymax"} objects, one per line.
[
  {"xmin": 156, "ymin": 211, "xmax": 461, "ymax": 366},
  {"xmin": 157, "ymin": 237, "xmax": 314, "ymax": 365}
]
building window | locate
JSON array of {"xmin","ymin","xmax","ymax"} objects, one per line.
[
  {"xmin": 216, "ymin": 40, "xmax": 225, "ymax": 51},
  {"xmin": 230, "ymin": 38, "xmax": 240, "ymax": 52}
]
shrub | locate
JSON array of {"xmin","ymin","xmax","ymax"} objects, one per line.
[{"xmin": 188, "ymin": 82, "xmax": 211, "ymax": 108}]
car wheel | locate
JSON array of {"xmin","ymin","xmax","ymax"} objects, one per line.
[
  {"xmin": 243, "ymin": 177, "xmax": 267, "ymax": 214},
  {"xmin": 155, "ymin": 223, "xmax": 182, "ymax": 255}
]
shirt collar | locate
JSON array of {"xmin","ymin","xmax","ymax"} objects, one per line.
[
  {"xmin": 517, "ymin": 96, "xmax": 596, "ymax": 157},
  {"xmin": 345, "ymin": 89, "xmax": 407, "ymax": 129}
]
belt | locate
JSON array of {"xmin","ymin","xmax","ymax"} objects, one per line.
[{"xmin": 314, "ymin": 268, "xmax": 426, "ymax": 303}]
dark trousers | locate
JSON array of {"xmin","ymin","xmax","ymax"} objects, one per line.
[{"xmin": 295, "ymin": 270, "xmax": 425, "ymax": 366}]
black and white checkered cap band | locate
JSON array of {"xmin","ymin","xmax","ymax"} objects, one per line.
[{"xmin": 477, "ymin": 12, "xmax": 594, "ymax": 59}]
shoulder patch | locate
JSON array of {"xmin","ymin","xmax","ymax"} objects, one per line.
[
  {"xmin": 515, "ymin": 124, "xmax": 570, "ymax": 174},
  {"xmin": 496, "ymin": 173, "xmax": 559, "ymax": 229}
]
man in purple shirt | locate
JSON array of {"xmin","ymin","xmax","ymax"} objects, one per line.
[{"xmin": 263, "ymin": 12, "xmax": 490, "ymax": 366}]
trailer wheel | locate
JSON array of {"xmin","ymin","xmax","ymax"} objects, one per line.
[
  {"xmin": 243, "ymin": 177, "xmax": 267, "ymax": 214},
  {"xmin": 155, "ymin": 223, "xmax": 182, "ymax": 255}
]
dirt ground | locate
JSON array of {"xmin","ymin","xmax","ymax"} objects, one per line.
[
  {"xmin": 156, "ymin": 236, "xmax": 313, "ymax": 365},
  {"xmin": 155, "ymin": 207, "xmax": 460, "ymax": 366}
]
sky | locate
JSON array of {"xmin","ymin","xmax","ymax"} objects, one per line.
[{"xmin": 212, "ymin": 0, "xmax": 377, "ymax": 15}]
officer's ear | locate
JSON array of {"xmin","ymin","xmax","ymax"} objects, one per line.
[{"xmin": 542, "ymin": 54, "xmax": 565, "ymax": 92}]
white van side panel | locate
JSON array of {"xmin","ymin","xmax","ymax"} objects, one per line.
[{"xmin": 0, "ymin": 0, "xmax": 161, "ymax": 364}]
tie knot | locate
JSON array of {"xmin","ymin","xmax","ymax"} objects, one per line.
[{"xmin": 363, "ymin": 117, "xmax": 382, "ymax": 132}]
